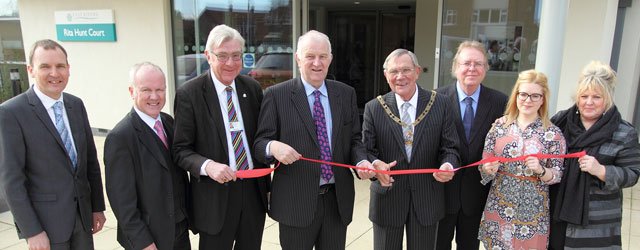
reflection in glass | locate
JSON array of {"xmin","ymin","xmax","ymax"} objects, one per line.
[
  {"xmin": 439, "ymin": 0, "xmax": 541, "ymax": 95},
  {"xmin": 0, "ymin": 0, "xmax": 27, "ymax": 103},
  {"xmin": 172, "ymin": 0, "xmax": 293, "ymax": 89}
]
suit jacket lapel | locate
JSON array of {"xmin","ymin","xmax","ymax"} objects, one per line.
[
  {"xmin": 446, "ymin": 85, "xmax": 467, "ymax": 145},
  {"xmin": 291, "ymin": 79, "xmax": 320, "ymax": 148},
  {"xmin": 26, "ymin": 89, "xmax": 73, "ymax": 173},
  {"xmin": 235, "ymin": 78, "xmax": 256, "ymax": 143},
  {"xmin": 383, "ymin": 93, "xmax": 406, "ymax": 159},
  {"xmin": 327, "ymin": 81, "xmax": 342, "ymax": 151},
  {"xmin": 411, "ymin": 88, "xmax": 429, "ymax": 161},
  {"xmin": 64, "ymin": 96, "xmax": 84, "ymax": 170},
  {"xmin": 162, "ymin": 113, "xmax": 174, "ymax": 149},
  {"xmin": 131, "ymin": 110, "xmax": 168, "ymax": 169},
  {"xmin": 201, "ymin": 71, "xmax": 229, "ymax": 155},
  {"xmin": 471, "ymin": 85, "xmax": 492, "ymax": 143}
]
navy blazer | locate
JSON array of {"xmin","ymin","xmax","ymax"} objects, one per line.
[{"xmin": 436, "ymin": 84, "xmax": 507, "ymax": 215}]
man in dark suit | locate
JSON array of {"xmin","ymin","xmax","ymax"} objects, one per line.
[
  {"xmin": 362, "ymin": 49, "xmax": 459, "ymax": 250},
  {"xmin": 173, "ymin": 24, "xmax": 269, "ymax": 250},
  {"xmin": 0, "ymin": 39, "xmax": 106, "ymax": 249},
  {"xmin": 435, "ymin": 41, "xmax": 508, "ymax": 250},
  {"xmin": 105, "ymin": 62, "xmax": 190, "ymax": 250},
  {"xmin": 253, "ymin": 30, "xmax": 374, "ymax": 250}
]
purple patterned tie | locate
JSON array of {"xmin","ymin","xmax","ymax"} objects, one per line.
[
  {"xmin": 226, "ymin": 86, "xmax": 249, "ymax": 170},
  {"xmin": 312, "ymin": 90, "xmax": 333, "ymax": 182}
]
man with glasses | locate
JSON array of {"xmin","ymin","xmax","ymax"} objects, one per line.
[
  {"xmin": 173, "ymin": 24, "xmax": 269, "ymax": 249},
  {"xmin": 362, "ymin": 48, "xmax": 458, "ymax": 249},
  {"xmin": 253, "ymin": 30, "xmax": 374, "ymax": 249},
  {"xmin": 435, "ymin": 41, "xmax": 507, "ymax": 250}
]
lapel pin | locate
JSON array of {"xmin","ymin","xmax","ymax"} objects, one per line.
[{"xmin": 242, "ymin": 93, "xmax": 247, "ymax": 98}]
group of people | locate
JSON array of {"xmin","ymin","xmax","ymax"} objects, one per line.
[{"xmin": 0, "ymin": 23, "xmax": 638, "ymax": 250}]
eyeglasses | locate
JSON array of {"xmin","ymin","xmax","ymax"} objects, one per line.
[
  {"xmin": 517, "ymin": 92, "xmax": 543, "ymax": 102},
  {"xmin": 386, "ymin": 67, "xmax": 415, "ymax": 76},
  {"xmin": 211, "ymin": 51, "xmax": 242, "ymax": 62},
  {"xmin": 459, "ymin": 61, "xmax": 485, "ymax": 69}
]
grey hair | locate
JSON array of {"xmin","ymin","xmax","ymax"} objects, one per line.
[
  {"xmin": 205, "ymin": 24, "xmax": 245, "ymax": 52},
  {"xmin": 383, "ymin": 49, "xmax": 420, "ymax": 70},
  {"xmin": 296, "ymin": 30, "xmax": 332, "ymax": 57},
  {"xmin": 129, "ymin": 62, "xmax": 165, "ymax": 86}
]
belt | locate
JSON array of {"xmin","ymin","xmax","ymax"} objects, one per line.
[{"xmin": 318, "ymin": 184, "xmax": 334, "ymax": 195}]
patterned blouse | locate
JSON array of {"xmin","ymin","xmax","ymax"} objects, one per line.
[{"xmin": 478, "ymin": 117, "xmax": 566, "ymax": 250}]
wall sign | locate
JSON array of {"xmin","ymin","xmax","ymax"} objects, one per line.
[{"xmin": 55, "ymin": 10, "xmax": 116, "ymax": 42}]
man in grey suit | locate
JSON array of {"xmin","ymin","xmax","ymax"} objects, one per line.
[
  {"xmin": 362, "ymin": 49, "xmax": 459, "ymax": 250},
  {"xmin": 435, "ymin": 41, "xmax": 508, "ymax": 250},
  {"xmin": 253, "ymin": 30, "xmax": 374, "ymax": 250},
  {"xmin": 0, "ymin": 39, "xmax": 106, "ymax": 249},
  {"xmin": 105, "ymin": 62, "xmax": 190, "ymax": 250}
]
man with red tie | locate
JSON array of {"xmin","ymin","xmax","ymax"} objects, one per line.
[{"xmin": 105, "ymin": 62, "xmax": 191, "ymax": 250}]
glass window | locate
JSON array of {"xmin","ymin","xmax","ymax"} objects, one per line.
[
  {"xmin": 445, "ymin": 10, "xmax": 457, "ymax": 26},
  {"xmin": 0, "ymin": 0, "xmax": 27, "ymax": 103},
  {"xmin": 438, "ymin": 0, "xmax": 540, "ymax": 95},
  {"xmin": 172, "ymin": 0, "xmax": 293, "ymax": 89}
]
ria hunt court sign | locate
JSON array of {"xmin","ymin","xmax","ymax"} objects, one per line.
[{"xmin": 55, "ymin": 10, "xmax": 117, "ymax": 42}]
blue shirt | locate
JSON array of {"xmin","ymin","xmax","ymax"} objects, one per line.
[
  {"xmin": 456, "ymin": 82, "xmax": 481, "ymax": 120},
  {"xmin": 301, "ymin": 79, "xmax": 333, "ymax": 149}
]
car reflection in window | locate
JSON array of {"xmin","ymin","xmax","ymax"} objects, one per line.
[{"xmin": 248, "ymin": 52, "xmax": 292, "ymax": 89}]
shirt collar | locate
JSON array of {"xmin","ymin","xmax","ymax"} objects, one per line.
[
  {"xmin": 210, "ymin": 72, "xmax": 237, "ymax": 96},
  {"xmin": 133, "ymin": 106, "xmax": 161, "ymax": 129},
  {"xmin": 394, "ymin": 86, "xmax": 418, "ymax": 110},
  {"xmin": 456, "ymin": 82, "xmax": 481, "ymax": 103},
  {"xmin": 302, "ymin": 78, "xmax": 328, "ymax": 97},
  {"xmin": 33, "ymin": 84, "xmax": 64, "ymax": 109}
]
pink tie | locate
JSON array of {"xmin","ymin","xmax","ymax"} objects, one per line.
[{"xmin": 154, "ymin": 120, "xmax": 168, "ymax": 149}]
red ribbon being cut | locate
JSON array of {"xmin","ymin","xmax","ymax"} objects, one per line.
[{"xmin": 236, "ymin": 151, "xmax": 587, "ymax": 179}]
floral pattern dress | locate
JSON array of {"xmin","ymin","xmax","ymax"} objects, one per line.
[{"xmin": 478, "ymin": 117, "xmax": 566, "ymax": 250}]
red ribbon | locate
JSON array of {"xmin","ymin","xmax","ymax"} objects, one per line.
[{"xmin": 236, "ymin": 151, "xmax": 587, "ymax": 179}]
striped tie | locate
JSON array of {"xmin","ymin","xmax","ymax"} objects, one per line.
[
  {"xmin": 53, "ymin": 101, "xmax": 77, "ymax": 170},
  {"xmin": 225, "ymin": 86, "xmax": 249, "ymax": 170}
]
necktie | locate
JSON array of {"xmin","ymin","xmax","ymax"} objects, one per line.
[
  {"xmin": 225, "ymin": 86, "xmax": 249, "ymax": 170},
  {"xmin": 312, "ymin": 90, "xmax": 333, "ymax": 182},
  {"xmin": 401, "ymin": 102, "xmax": 413, "ymax": 160},
  {"xmin": 154, "ymin": 120, "xmax": 168, "ymax": 149},
  {"xmin": 463, "ymin": 97, "xmax": 474, "ymax": 141},
  {"xmin": 53, "ymin": 101, "xmax": 77, "ymax": 169}
]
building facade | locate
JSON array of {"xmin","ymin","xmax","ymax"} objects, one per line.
[{"xmin": 3, "ymin": 0, "xmax": 640, "ymax": 131}]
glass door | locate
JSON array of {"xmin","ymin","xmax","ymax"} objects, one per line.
[{"xmin": 309, "ymin": 0, "xmax": 415, "ymax": 110}]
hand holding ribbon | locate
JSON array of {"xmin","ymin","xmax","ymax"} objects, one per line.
[{"xmin": 236, "ymin": 151, "xmax": 587, "ymax": 179}]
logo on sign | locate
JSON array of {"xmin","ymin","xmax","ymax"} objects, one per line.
[{"xmin": 243, "ymin": 53, "xmax": 255, "ymax": 68}]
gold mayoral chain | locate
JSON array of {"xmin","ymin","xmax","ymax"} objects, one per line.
[{"xmin": 376, "ymin": 90, "xmax": 437, "ymax": 127}]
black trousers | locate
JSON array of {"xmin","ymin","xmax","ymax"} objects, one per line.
[
  {"xmin": 435, "ymin": 211, "xmax": 482, "ymax": 250},
  {"xmin": 373, "ymin": 201, "xmax": 438, "ymax": 250},
  {"xmin": 199, "ymin": 179, "xmax": 266, "ymax": 250},
  {"xmin": 279, "ymin": 185, "xmax": 347, "ymax": 250},
  {"xmin": 49, "ymin": 212, "xmax": 93, "ymax": 250},
  {"xmin": 173, "ymin": 219, "xmax": 191, "ymax": 250}
]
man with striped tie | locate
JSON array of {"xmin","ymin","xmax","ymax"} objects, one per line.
[
  {"xmin": 104, "ymin": 62, "xmax": 190, "ymax": 250},
  {"xmin": 173, "ymin": 24, "xmax": 270, "ymax": 250}
]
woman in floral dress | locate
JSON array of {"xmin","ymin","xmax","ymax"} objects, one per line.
[{"xmin": 479, "ymin": 69, "xmax": 566, "ymax": 250}]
